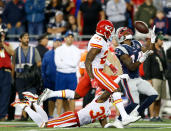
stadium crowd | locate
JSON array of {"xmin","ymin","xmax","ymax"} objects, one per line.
[{"xmin": 0, "ymin": 0, "xmax": 171, "ymax": 127}]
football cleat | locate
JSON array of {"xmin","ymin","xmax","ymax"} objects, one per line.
[
  {"xmin": 37, "ymin": 88, "xmax": 51, "ymax": 105},
  {"xmin": 11, "ymin": 101, "xmax": 29, "ymax": 109},
  {"xmin": 22, "ymin": 92, "xmax": 38, "ymax": 102},
  {"xmin": 122, "ymin": 115, "xmax": 141, "ymax": 126},
  {"xmin": 104, "ymin": 119, "xmax": 124, "ymax": 128}
]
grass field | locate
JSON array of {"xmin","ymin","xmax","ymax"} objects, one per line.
[{"xmin": 1, "ymin": 119, "xmax": 171, "ymax": 131}]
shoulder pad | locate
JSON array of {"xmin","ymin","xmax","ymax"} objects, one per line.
[{"xmin": 115, "ymin": 45, "xmax": 129, "ymax": 55}]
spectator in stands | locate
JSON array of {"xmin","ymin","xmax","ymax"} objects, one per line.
[
  {"xmin": 41, "ymin": 38, "xmax": 62, "ymax": 119},
  {"xmin": 45, "ymin": 0, "xmax": 63, "ymax": 24},
  {"xmin": 12, "ymin": 32, "xmax": 41, "ymax": 120},
  {"xmin": 77, "ymin": 0, "xmax": 105, "ymax": 36},
  {"xmin": 2, "ymin": 0, "xmax": 25, "ymax": 40},
  {"xmin": 125, "ymin": 0, "xmax": 134, "ymax": 31},
  {"xmin": 36, "ymin": 33, "xmax": 49, "ymax": 115},
  {"xmin": 166, "ymin": 47, "xmax": 171, "ymax": 99},
  {"xmin": 25, "ymin": 0, "xmax": 45, "ymax": 40},
  {"xmin": 144, "ymin": 33, "xmax": 167, "ymax": 122},
  {"xmin": 36, "ymin": 33, "xmax": 48, "ymax": 59},
  {"xmin": 163, "ymin": 1, "xmax": 171, "ymax": 35},
  {"xmin": 54, "ymin": 31, "xmax": 80, "ymax": 115},
  {"xmin": 62, "ymin": 0, "xmax": 76, "ymax": 18},
  {"xmin": 67, "ymin": 14, "xmax": 78, "ymax": 37},
  {"xmin": 106, "ymin": 0, "xmax": 126, "ymax": 30},
  {"xmin": 153, "ymin": 11, "xmax": 168, "ymax": 35},
  {"xmin": 47, "ymin": 11, "xmax": 67, "ymax": 39},
  {"xmin": 135, "ymin": 0, "xmax": 157, "ymax": 27},
  {"xmin": 0, "ymin": 28, "xmax": 14, "ymax": 121},
  {"xmin": 0, "ymin": 0, "xmax": 4, "ymax": 16}
]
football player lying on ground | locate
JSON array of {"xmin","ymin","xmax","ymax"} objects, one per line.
[
  {"xmin": 36, "ymin": 74, "xmax": 140, "ymax": 128},
  {"xmin": 11, "ymin": 87, "xmax": 140, "ymax": 128}
]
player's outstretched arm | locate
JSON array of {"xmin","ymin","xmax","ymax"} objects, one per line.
[
  {"xmin": 141, "ymin": 26, "xmax": 156, "ymax": 52},
  {"xmin": 120, "ymin": 54, "xmax": 141, "ymax": 71}
]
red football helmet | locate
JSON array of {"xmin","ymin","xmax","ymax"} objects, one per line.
[{"xmin": 96, "ymin": 20, "xmax": 114, "ymax": 39}]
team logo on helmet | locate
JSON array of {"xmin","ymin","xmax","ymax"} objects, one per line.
[
  {"xmin": 96, "ymin": 20, "xmax": 114, "ymax": 39},
  {"xmin": 116, "ymin": 27, "xmax": 133, "ymax": 43}
]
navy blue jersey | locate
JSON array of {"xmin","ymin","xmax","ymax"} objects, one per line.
[{"xmin": 115, "ymin": 40, "xmax": 142, "ymax": 79}]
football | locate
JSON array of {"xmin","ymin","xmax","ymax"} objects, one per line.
[{"xmin": 134, "ymin": 21, "xmax": 149, "ymax": 34}]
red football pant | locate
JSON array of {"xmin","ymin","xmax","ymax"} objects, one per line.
[{"xmin": 75, "ymin": 69, "xmax": 119, "ymax": 97}]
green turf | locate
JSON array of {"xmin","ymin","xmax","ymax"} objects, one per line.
[{"xmin": 0, "ymin": 119, "xmax": 171, "ymax": 131}]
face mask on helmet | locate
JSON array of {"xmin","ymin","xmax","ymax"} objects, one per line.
[
  {"xmin": 108, "ymin": 29, "xmax": 115, "ymax": 42},
  {"xmin": 116, "ymin": 27, "xmax": 133, "ymax": 43}
]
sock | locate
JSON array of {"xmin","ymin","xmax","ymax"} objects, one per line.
[
  {"xmin": 48, "ymin": 89, "xmax": 75, "ymax": 99},
  {"xmin": 137, "ymin": 95, "xmax": 157, "ymax": 114},
  {"xmin": 47, "ymin": 111, "xmax": 79, "ymax": 128},
  {"xmin": 33, "ymin": 103, "xmax": 48, "ymax": 122},
  {"xmin": 112, "ymin": 92, "xmax": 128, "ymax": 120},
  {"xmin": 118, "ymin": 103, "xmax": 138, "ymax": 121},
  {"xmin": 24, "ymin": 106, "xmax": 45, "ymax": 127},
  {"xmin": 113, "ymin": 77, "xmax": 121, "ymax": 84}
]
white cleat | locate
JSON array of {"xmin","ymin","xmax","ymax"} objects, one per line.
[
  {"xmin": 37, "ymin": 88, "xmax": 51, "ymax": 105},
  {"xmin": 122, "ymin": 115, "xmax": 141, "ymax": 126},
  {"xmin": 104, "ymin": 119, "xmax": 124, "ymax": 128},
  {"xmin": 11, "ymin": 101, "xmax": 29, "ymax": 110},
  {"xmin": 22, "ymin": 92, "xmax": 38, "ymax": 102}
]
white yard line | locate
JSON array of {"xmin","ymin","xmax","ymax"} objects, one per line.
[
  {"xmin": 130, "ymin": 123, "xmax": 171, "ymax": 126},
  {"xmin": 0, "ymin": 122, "xmax": 35, "ymax": 125}
]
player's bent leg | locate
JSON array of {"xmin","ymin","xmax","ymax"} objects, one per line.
[
  {"xmin": 93, "ymin": 68, "xmax": 119, "ymax": 93},
  {"xmin": 33, "ymin": 102, "xmax": 48, "ymax": 122},
  {"xmin": 37, "ymin": 89, "xmax": 75, "ymax": 105},
  {"xmin": 135, "ymin": 78, "xmax": 158, "ymax": 115},
  {"xmin": 11, "ymin": 102, "xmax": 46, "ymax": 128},
  {"xmin": 75, "ymin": 70, "xmax": 91, "ymax": 98},
  {"xmin": 46, "ymin": 111, "xmax": 79, "ymax": 128}
]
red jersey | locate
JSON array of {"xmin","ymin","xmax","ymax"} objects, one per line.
[{"xmin": 0, "ymin": 42, "xmax": 12, "ymax": 69}]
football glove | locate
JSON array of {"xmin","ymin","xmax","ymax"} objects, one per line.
[
  {"xmin": 150, "ymin": 25, "xmax": 156, "ymax": 44},
  {"xmin": 138, "ymin": 50, "xmax": 153, "ymax": 63}
]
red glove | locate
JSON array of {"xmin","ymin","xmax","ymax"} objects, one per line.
[
  {"xmin": 91, "ymin": 79, "xmax": 98, "ymax": 88},
  {"xmin": 109, "ymin": 64, "xmax": 118, "ymax": 74}
]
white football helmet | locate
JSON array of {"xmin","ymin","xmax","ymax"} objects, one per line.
[{"xmin": 116, "ymin": 27, "xmax": 133, "ymax": 43}]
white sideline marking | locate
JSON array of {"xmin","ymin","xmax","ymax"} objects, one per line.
[
  {"xmin": 0, "ymin": 122, "xmax": 35, "ymax": 125},
  {"xmin": 130, "ymin": 123, "xmax": 171, "ymax": 126}
]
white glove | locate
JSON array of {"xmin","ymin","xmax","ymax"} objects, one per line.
[
  {"xmin": 138, "ymin": 50, "xmax": 153, "ymax": 63},
  {"xmin": 119, "ymin": 74, "xmax": 129, "ymax": 81},
  {"xmin": 150, "ymin": 25, "xmax": 156, "ymax": 43}
]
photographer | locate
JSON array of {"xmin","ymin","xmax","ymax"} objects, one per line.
[
  {"xmin": 0, "ymin": 28, "xmax": 14, "ymax": 121},
  {"xmin": 12, "ymin": 32, "xmax": 41, "ymax": 121}
]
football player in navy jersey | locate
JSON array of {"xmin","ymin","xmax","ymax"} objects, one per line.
[{"xmin": 106, "ymin": 27, "xmax": 158, "ymax": 127}]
